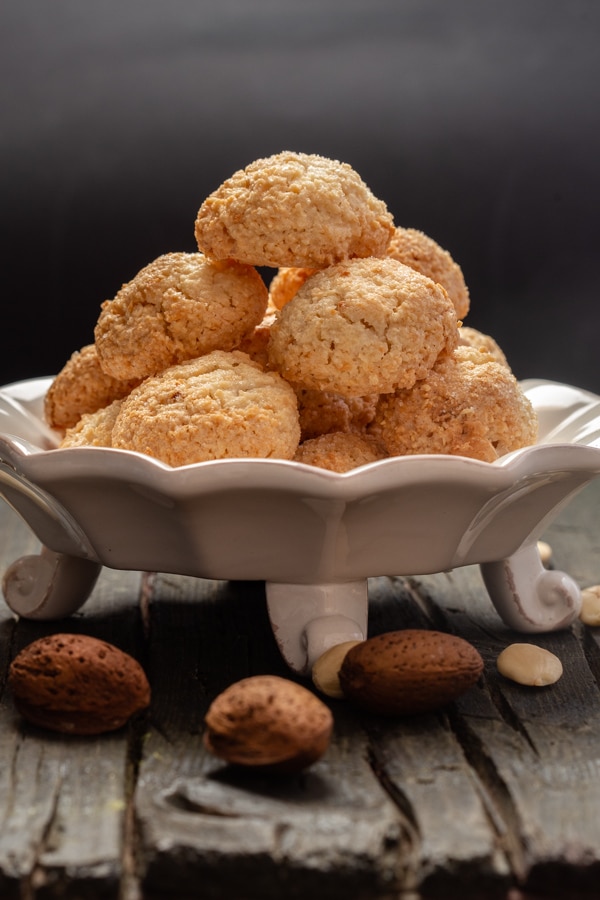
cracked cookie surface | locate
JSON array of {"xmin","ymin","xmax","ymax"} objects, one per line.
[
  {"xmin": 111, "ymin": 350, "xmax": 300, "ymax": 466},
  {"xmin": 369, "ymin": 345, "xmax": 538, "ymax": 461},
  {"xmin": 194, "ymin": 151, "xmax": 395, "ymax": 268},
  {"xmin": 386, "ymin": 227, "xmax": 470, "ymax": 319},
  {"xmin": 94, "ymin": 252, "xmax": 268, "ymax": 381},
  {"xmin": 44, "ymin": 344, "xmax": 140, "ymax": 431},
  {"xmin": 267, "ymin": 257, "xmax": 458, "ymax": 396},
  {"xmin": 294, "ymin": 431, "xmax": 387, "ymax": 472},
  {"xmin": 458, "ymin": 326, "xmax": 509, "ymax": 367},
  {"xmin": 294, "ymin": 386, "xmax": 378, "ymax": 441},
  {"xmin": 60, "ymin": 398, "xmax": 123, "ymax": 448}
]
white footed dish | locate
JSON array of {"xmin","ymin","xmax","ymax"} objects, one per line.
[{"xmin": 1, "ymin": 376, "xmax": 600, "ymax": 674}]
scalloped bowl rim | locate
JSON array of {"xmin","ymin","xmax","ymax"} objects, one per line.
[
  {"xmin": 1, "ymin": 376, "xmax": 600, "ymax": 493},
  {"xmin": 0, "ymin": 375, "xmax": 600, "ymax": 584}
]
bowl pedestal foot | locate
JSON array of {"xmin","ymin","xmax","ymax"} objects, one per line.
[
  {"xmin": 2, "ymin": 547, "xmax": 101, "ymax": 620},
  {"xmin": 0, "ymin": 545, "xmax": 581, "ymax": 659},
  {"xmin": 480, "ymin": 542, "xmax": 581, "ymax": 632},
  {"xmin": 265, "ymin": 580, "xmax": 368, "ymax": 675}
]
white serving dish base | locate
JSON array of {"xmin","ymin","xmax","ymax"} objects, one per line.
[{"xmin": 1, "ymin": 377, "xmax": 599, "ymax": 673}]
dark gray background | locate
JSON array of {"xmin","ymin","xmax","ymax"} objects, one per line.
[{"xmin": 2, "ymin": 0, "xmax": 599, "ymax": 390}]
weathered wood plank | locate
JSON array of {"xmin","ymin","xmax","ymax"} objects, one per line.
[
  {"xmin": 0, "ymin": 501, "xmax": 145, "ymax": 899},
  {"xmin": 402, "ymin": 480, "xmax": 600, "ymax": 895},
  {"xmin": 365, "ymin": 578, "xmax": 511, "ymax": 897},
  {"xmin": 134, "ymin": 576, "xmax": 415, "ymax": 900},
  {"xmin": 134, "ymin": 482, "xmax": 600, "ymax": 899},
  {"xmin": 1, "ymin": 478, "xmax": 600, "ymax": 898},
  {"xmin": 545, "ymin": 480, "xmax": 600, "ymax": 698}
]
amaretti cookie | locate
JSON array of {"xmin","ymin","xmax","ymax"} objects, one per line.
[
  {"xmin": 44, "ymin": 344, "xmax": 140, "ymax": 431},
  {"xmin": 235, "ymin": 305, "xmax": 279, "ymax": 370},
  {"xmin": 458, "ymin": 325, "xmax": 509, "ymax": 367},
  {"xmin": 294, "ymin": 431, "xmax": 387, "ymax": 473},
  {"xmin": 369, "ymin": 346, "xmax": 537, "ymax": 461},
  {"xmin": 267, "ymin": 257, "xmax": 458, "ymax": 396},
  {"xmin": 269, "ymin": 267, "xmax": 318, "ymax": 310},
  {"xmin": 60, "ymin": 399, "xmax": 123, "ymax": 449},
  {"xmin": 47, "ymin": 150, "xmax": 531, "ymax": 471},
  {"xmin": 386, "ymin": 227, "xmax": 470, "ymax": 320},
  {"xmin": 110, "ymin": 350, "xmax": 300, "ymax": 467},
  {"xmin": 95, "ymin": 252, "xmax": 268, "ymax": 381},
  {"xmin": 194, "ymin": 151, "xmax": 395, "ymax": 268},
  {"xmin": 294, "ymin": 386, "xmax": 378, "ymax": 442}
]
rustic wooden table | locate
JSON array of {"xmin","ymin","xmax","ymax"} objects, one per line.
[{"xmin": 1, "ymin": 479, "xmax": 600, "ymax": 900}]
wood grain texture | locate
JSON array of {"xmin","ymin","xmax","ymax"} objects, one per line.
[
  {"xmin": 0, "ymin": 505, "xmax": 144, "ymax": 899},
  {"xmin": 0, "ymin": 481, "xmax": 599, "ymax": 898},
  {"xmin": 134, "ymin": 577, "xmax": 411, "ymax": 899}
]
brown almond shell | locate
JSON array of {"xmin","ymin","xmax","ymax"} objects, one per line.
[
  {"xmin": 339, "ymin": 629, "xmax": 484, "ymax": 715},
  {"xmin": 9, "ymin": 633, "xmax": 151, "ymax": 735},
  {"xmin": 204, "ymin": 674, "xmax": 333, "ymax": 772}
]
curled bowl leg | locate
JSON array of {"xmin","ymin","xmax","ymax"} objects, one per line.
[
  {"xmin": 481, "ymin": 542, "xmax": 581, "ymax": 633},
  {"xmin": 2, "ymin": 547, "xmax": 101, "ymax": 620},
  {"xmin": 266, "ymin": 580, "xmax": 368, "ymax": 675}
]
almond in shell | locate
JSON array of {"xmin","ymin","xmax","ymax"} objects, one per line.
[
  {"xmin": 339, "ymin": 629, "xmax": 484, "ymax": 715},
  {"xmin": 9, "ymin": 633, "xmax": 151, "ymax": 735},
  {"xmin": 204, "ymin": 674, "xmax": 333, "ymax": 773}
]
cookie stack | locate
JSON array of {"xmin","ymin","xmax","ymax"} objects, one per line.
[{"xmin": 44, "ymin": 151, "xmax": 537, "ymax": 470}]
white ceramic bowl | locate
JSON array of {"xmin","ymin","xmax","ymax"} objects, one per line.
[{"xmin": 1, "ymin": 376, "xmax": 600, "ymax": 673}]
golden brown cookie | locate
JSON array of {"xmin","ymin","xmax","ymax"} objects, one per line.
[
  {"xmin": 44, "ymin": 344, "xmax": 140, "ymax": 432},
  {"xmin": 458, "ymin": 325, "xmax": 509, "ymax": 367},
  {"xmin": 295, "ymin": 386, "xmax": 378, "ymax": 442},
  {"xmin": 386, "ymin": 227, "xmax": 470, "ymax": 319},
  {"xmin": 269, "ymin": 267, "xmax": 318, "ymax": 310},
  {"xmin": 194, "ymin": 151, "xmax": 395, "ymax": 268},
  {"xmin": 267, "ymin": 257, "xmax": 458, "ymax": 396},
  {"xmin": 294, "ymin": 431, "xmax": 387, "ymax": 472},
  {"xmin": 235, "ymin": 305, "xmax": 279, "ymax": 370},
  {"xmin": 59, "ymin": 399, "xmax": 123, "ymax": 449},
  {"xmin": 369, "ymin": 346, "xmax": 538, "ymax": 461},
  {"xmin": 94, "ymin": 252, "xmax": 268, "ymax": 381},
  {"xmin": 111, "ymin": 350, "xmax": 300, "ymax": 467}
]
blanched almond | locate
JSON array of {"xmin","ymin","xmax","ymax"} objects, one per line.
[
  {"xmin": 312, "ymin": 640, "xmax": 363, "ymax": 699},
  {"xmin": 496, "ymin": 643, "xmax": 563, "ymax": 686},
  {"xmin": 580, "ymin": 585, "xmax": 600, "ymax": 626}
]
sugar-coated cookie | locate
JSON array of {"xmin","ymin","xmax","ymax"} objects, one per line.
[
  {"xmin": 294, "ymin": 386, "xmax": 378, "ymax": 442},
  {"xmin": 369, "ymin": 346, "xmax": 537, "ymax": 461},
  {"xmin": 458, "ymin": 326, "xmax": 509, "ymax": 367},
  {"xmin": 111, "ymin": 350, "xmax": 300, "ymax": 467},
  {"xmin": 60, "ymin": 399, "xmax": 124, "ymax": 449},
  {"xmin": 294, "ymin": 431, "xmax": 387, "ymax": 472},
  {"xmin": 386, "ymin": 227, "xmax": 470, "ymax": 319},
  {"xmin": 269, "ymin": 267, "xmax": 318, "ymax": 310},
  {"xmin": 49, "ymin": 151, "xmax": 528, "ymax": 471},
  {"xmin": 268, "ymin": 257, "xmax": 458, "ymax": 396},
  {"xmin": 95, "ymin": 252, "xmax": 268, "ymax": 381},
  {"xmin": 236, "ymin": 305, "xmax": 279, "ymax": 370},
  {"xmin": 44, "ymin": 344, "xmax": 140, "ymax": 431},
  {"xmin": 194, "ymin": 151, "xmax": 395, "ymax": 268}
]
